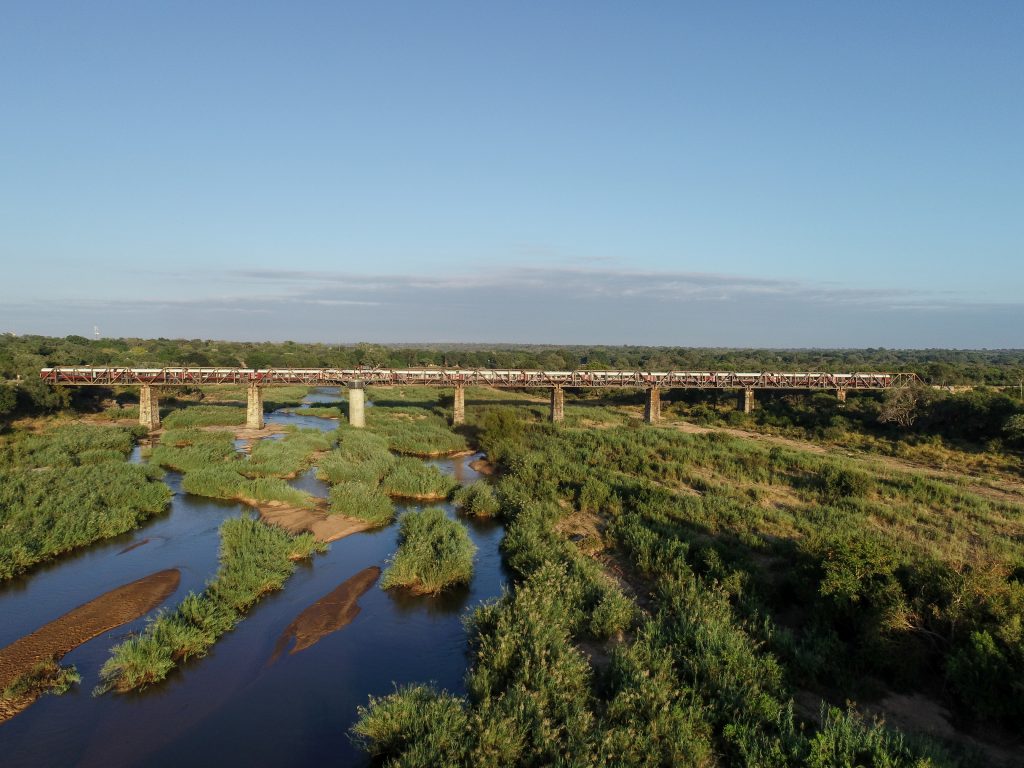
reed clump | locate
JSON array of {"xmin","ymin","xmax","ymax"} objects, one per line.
[
  {"xmin": 380, "ymin": 508, "xmax": 475, "ymax": 595},
  {"xmin": 162, "ymin": 405, "xmax": 246, "ymax": 428},
  {"xmin": 328, "ymin": 482, "xmax": 395, "ymax": 527},
  {"xmin": 96, "ymin": 515, "xmax": 324, "ymax": 693},
  {"xmin": 366, "ymin": 406, "xmax": 468, "ymax": 456},
  {"xmin": 379, "ymin": 457, "xmax": 457, "ymax": 500},
  {"xmin": 452, "ymin": 481, "xmax": 499, "ymax": 517}
]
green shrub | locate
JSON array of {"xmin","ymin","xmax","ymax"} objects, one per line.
[
  {"xmin": 381, "ymin": 508, "xmax": 475, "ymax": 594},
  {"xmin": 162, "ymin": 405, "xmax": 246, "ymax": 427},
  {"xmin": 453, "ymin": 481, "xmax": 500, "ymax": 517},
  {"xmin": 380, "ymin": 457, "xmax": 457, "ymax": 499},
  {"xmin": 328, "ymin": 481, "xmax": 395, "ymax": 526}
]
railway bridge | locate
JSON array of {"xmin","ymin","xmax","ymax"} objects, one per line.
[{"xmin": 40, "ymin": 367, "xmax": 921, "ymax": 431}]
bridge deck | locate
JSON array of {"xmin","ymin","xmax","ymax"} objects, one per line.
[{"xmin": 40, "ymin": 368, "xmax": 919, "ymax": 389}]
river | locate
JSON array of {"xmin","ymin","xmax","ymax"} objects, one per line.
[{"xmin": 0, "ymin": 388, "xmax": 508, "ymax": 766}]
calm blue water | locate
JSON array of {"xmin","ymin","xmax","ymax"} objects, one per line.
[{"xmin": 0, "ymin": 390, "xmax": 507, "ymax": 767}]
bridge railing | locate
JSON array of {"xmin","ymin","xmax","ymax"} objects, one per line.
[{"xmin": 39, "ymin": 367, "xmax": 922, "ymax": 389}]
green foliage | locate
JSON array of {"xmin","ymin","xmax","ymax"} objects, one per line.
[
  {"xmin": 328, "ymin": 481, "xmax": 395, "ymax": 526},
  {"xmin": 805, "ymin": 705, "xmax": 949, "ymax": 768},
  {"xmin": 366, "ymin": 406, "xmax": 468, "ymax": 456},
  {"xmin": 356, "ymin": 415, "xmax": 984, "ymax": 765},
  {"xmin": 1, "ymin": 658, "xmax": 81, "ymax": 703},
  {"xmin": 453, "ymin": 481, "xmax": 500, "ymax": 517},
  {"xmin": 181, "ymin": 466, "xmax": 314, "ymax": 507},
  {"xmin": 380, "ymin": 457, "xmax": 457, "ymax": 499},
  {"xmin": 380, "ymin": 508, "xmax": 475, "ymax": 594},
  {"xmin": 244, "ymin": 427, "xmax": 335, "ymax": 477},
  {"xmin": 150, "ymin": 428, "xmax": 236, "ymax": 472},
  {"xmin": 0, "ymin": 423, "xmax": 141, "ymax": 469},
  {"xmin": 316, "ymin": 430, "xmax": 396, "ymax": 484},
  {"xmin": 97, "ymin": 515, "xmax": 324, "ymax": 693},
  {"xmin": 946, "ymin": 629, "xmax": 1024, "ymax": 722},
  {"xmin": 0, "ymin": 462, "xmax": 171, "ymax": 580},
  {"xmin": 162, "ymin": 405, "xmax": 246, "ymax": 427}
]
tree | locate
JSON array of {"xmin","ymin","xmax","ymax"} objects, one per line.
[
  {"xmin": 878, "ymin": 386, "xmax": 923, "ymax": 428},
  {"xmin": 0, "ymin": 383, "xmax": 16, "ymax": 420},
  {"xmin": 1003, "ymin": 413, "xmax": 1024, "ymax": 446}
]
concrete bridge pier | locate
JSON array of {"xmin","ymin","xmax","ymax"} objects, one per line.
[
  {"xmin": 139, "ymin": 385, "xmax": 160, "ymax": 430},
  {"xmin": 550, "ymin": 385, "xmax": 564, "ymax": 423},
  {"xmin": 739, "ymin": 388, "xmax": 755, "ymax": 414},
  {"xmin": 452, "ymin": 383, "xmax": 465, "ymax": 425},
  {"xmin": 836, "ymin": 388, "xmax": 847, "ymax": 404},
  {"xmin": 348, "ymin": 382, "xmax": 366, "ymax": 428},
  {"xmin": 644, "ymin": 387, "xmax": 661, "ymax": 423},
  {"xmin": 246, "ymin": 384, "xmax": 264, "ymax": 429}
]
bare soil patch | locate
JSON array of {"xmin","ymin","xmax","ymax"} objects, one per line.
[
  {"xmin": 269, "ymin": 566, "xmax": 381, "ymax": 662},
  {"xmin": 0, "ymin": 569, "xmax": 180, "ymax": 722},
  {"xmin": 469, "ymin": 457, "xmax": 497, "ymax": 475},
  {"xmin": 253, "ymin": 500, "xmax": 375, "ymax": 543}
]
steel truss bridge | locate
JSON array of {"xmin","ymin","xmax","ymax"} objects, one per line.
[{"xmin": 40, "ymin": 367, "xmax": 920, "ymax": 390}]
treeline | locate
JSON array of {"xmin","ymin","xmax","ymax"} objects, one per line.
[{"xmin": 3, "ymin": 333, "xmax": 1024, "ymax": 392}]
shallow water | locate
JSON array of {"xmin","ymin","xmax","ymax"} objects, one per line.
[{"xmin": 0, "ymin": 390, "xmax": 508, "ymax": 767}]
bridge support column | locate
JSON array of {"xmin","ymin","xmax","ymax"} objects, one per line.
[
  {"xmin": 739, "ymin": 388, "xmax": 755, "ymax": 414},
  {"xmin": 836, "ymin": 388, "xmax": 847, "ymax": 404},
  {"xmin": 348, "ymin": 383, "xmax": 366, "ymax": 428},
  {"xmin": 246, "ymin": 384, "xmax": 264, "ymax": 430},
  {"xmin": 550, "ymin": 385, "xmax": 564, "ymax": 423},
  {"xmin": 452, "ymin": 383, "xmax": 465, "ymax": 425},
  {"xmin": 644, "ymin": 387, "xmax": 661, "ymax": 423},
  {"xmin": 139, "ymin": 385, "xmax": 160, "ymax": 431}
]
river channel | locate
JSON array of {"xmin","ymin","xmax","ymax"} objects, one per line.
[{"xmin": 0, "ymin": 388, "xmax": 508, "ymax": 767}]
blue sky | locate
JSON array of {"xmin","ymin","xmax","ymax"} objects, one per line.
[{"xmin": 1, "ymin": 2, "xmax": 1021, "ymax": 346}]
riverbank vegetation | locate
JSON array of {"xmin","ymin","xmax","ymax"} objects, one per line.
[
  {"xmin": 0, "ymin": 659, "xmax": 81, "ymax": 719},
  {"xmin": 452, "ymin": 481, "xmax": 499, "ymax": 517},
  {"xmin": 362, "ymin": 395, "xmax": 469, "ymax": 455},
  {"xmin": 379, "ymin": 508, "xmax": 475, "ymax": 595},
  {"xmin": 0, "ymin": 423, "xmax": 171, "ymax": 580},
  {"xmin": 328, "ymin": 482, "xmax": 395, "ymax": 526},
  {"xmin": 354, "ymin": 404, "xmax": 1013, "ymax": 766},
  {"xmin": 96, "ymin": 515, "xmax": 324, "ymax": 693},
  {"xmin": 379, "ymin": 457, "xmax": 457, "ymax": 500},
  {"xmin": 151, "ymin": 424, "xmax": 334, "ymax": 506}
]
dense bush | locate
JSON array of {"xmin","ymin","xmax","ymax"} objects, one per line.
[
  {"xmin": 0, "ymin": 462, "xmax": 171, "ymax": 580},
  {"xmin": 161, "ymin": 405, "xmax": 246, "ymax": 427},
  {"xmin": 452, "ymin": 481, "xmax": 500, "ymax": 517},
  {"xmin": 328, "ymin": 482, "xmax": 395, "ymax": 526},
  {"xmin": 380, "ymin": 457, "xmax": 457, "ymax": 499},
  {"xmin": 380, "ymin": 508, "xmax": 475, "ymax": 594}
]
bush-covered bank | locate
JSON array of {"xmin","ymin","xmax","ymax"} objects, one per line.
[
  {"xmin": 150, "ymin": 425, "xmax": 334, "ymax": 509},
  {"xmin": 380, "ymin": 508, "xmax": 475, "ymax": 594},
  {"xmin": 96, "ymin": 516, "xmax": 324, "ymax": 693},
  {"xmin": 664, "ymin": 386, "xmax": 1024, "ymax": 463},
  {"xmin": 363, "ymin": 396, "xmax": 469, "ymax": 456},
  {"xmin": 0, "ymin": 424, "xmax": 171, "ymax": 580},
  {"xmin": 353, "ymin": 408, "xmax": 996, "ymax": 767}
]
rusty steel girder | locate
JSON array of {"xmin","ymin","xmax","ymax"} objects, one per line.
[{"xmin": 39, "ymin": 367, "xmax": 922, "ymax": 389}]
